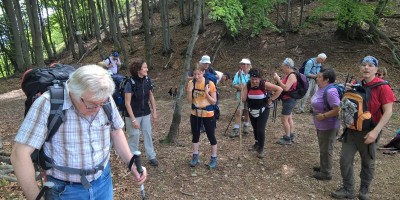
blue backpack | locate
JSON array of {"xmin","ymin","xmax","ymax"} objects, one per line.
[{"xmin": 322, "ymin": 83, "xmax": 345, "ymax": 110}]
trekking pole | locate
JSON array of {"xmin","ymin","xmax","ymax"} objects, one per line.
[
  {"xmin": 223, "ymin": 101, "xmax": 241, "ymax": 136},
  {"xmin": 133, "ymin": 151, "xmax": 146, "ymax": 200},
  {"xmin": 36, "ymin": 181, "xmax": 54, "ymax": 200}
]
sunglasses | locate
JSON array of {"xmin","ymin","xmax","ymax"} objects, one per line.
[{"xmin": 81, "ymin": 98, "xmax": 110, "ymax": 110}]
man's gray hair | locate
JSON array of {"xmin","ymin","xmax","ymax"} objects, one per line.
[
  {"xmin": 317, "ymin": 53, "xmax": 327, "ymax": 60},
  {"xmin": 68, "ymin": 65, "xmax": 115, "ymax": 100}
]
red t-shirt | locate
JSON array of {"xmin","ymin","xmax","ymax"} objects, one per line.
[{"xmin": 364, "ymin": 77, "xmax": 396, "ymax": 124}]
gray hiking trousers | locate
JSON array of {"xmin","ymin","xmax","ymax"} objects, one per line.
[
  {"xmin": 339, "ymin": 129, "xmax": 379, "ymax": 191},
  {"xmin": 125, "ymin": 115, "xmax": 157, "ymax": 160}
]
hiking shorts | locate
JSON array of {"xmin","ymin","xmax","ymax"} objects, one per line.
[{"xmin": 282, "ymin": 98, "xmax": 296, "ymax": 115}]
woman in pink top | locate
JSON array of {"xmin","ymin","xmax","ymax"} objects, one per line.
[{"xmin": 273, "ymin": 58, "xmax": 298, "ymax": 145}]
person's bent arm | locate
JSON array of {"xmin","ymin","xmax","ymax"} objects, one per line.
[
  {"xmin": 10, "ymin": 143, "xmax": 40, "ymax": 200},
  {"xmin": 111, "ymin": 129, "xmax": 147, "ymax": 185},
  {"xmin": 365, "ymin": 102, "xmax": 393, "ymax": 144}
]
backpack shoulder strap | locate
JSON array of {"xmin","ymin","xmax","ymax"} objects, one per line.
[
  {"xmin": 323, "ymin": 84, "xmax": 335, "ymax": 110},
  {"xmin": 102, "ymin": 103, "xmax": 113, "ymax": 123},
  {"xmin": 46, "ymin": 85, "xmax": 66, "ymax": 142}
]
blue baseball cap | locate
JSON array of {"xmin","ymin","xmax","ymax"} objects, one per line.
[
  {"xmin": 361, "ymin": 56, "xmax": 378, "ymax": 67},
  {"xmin": 113, "ymin": 51, "xmax": 119, "ymax": 57}
]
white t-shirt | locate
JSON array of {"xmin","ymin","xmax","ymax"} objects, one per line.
[
  {"xmin": 104, "ymin": 56, "xmax": 121, "ymax": 74},
  {"xmin": 216, "ymin": 71, "xmax": 223, "ymax": 84}
]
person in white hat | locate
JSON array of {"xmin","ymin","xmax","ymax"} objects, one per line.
[
  {"xmin": 297, "ymin": 53, "xmax": 327, "ymax": 114},
  {"xmin": 230, "ymin": 58, "xmax": 252, "ymax": 138},
  {"xmin": 199, "ymin": 55, "xmax": 219, "ymax": 84}
]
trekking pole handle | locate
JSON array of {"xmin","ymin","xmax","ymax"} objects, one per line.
[{"xmin": 133, "ymin": 151, "xmax": 146, "ymax": 200}]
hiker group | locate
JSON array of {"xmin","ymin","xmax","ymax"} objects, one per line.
[
  {"xmin": 184, "ymin": 53, "xmax": 396, "ymax": 200},
  {"xmin": 10, "ymin": 51, "xmax": 396, "ymax": 200}
]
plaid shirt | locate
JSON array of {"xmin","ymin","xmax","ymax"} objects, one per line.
[{"xmin": 15, "ymin": 86, "xmax": 124, "ymax": 182}]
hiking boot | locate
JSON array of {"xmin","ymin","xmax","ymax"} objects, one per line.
[
  {"xmin": 276, "ymin": 135, "xmax": 292, "ymax": 145},
  {"xmin": 189, "ymin": 154, "xmax": 200, "ymax": 167},
  {"xmin": 148, "ymin": 159, "xmax": 159, "ymax": 166},
  {"xmin": 313, "ymin": 166, "xmax": 320, "ymax": 172},
  {"xmin": 313, "ymin": 172, "xmax": 332, "ymax": 181},
  {"xmin": 295, "ymin": 110, "xmax": 304, "ymax": 114},
  {"xmin": 207, "ymin": 156, "xmax": 217, "ymax": 169},
  {"xmin": 359, "ymin": 185, "xmax": 369, "ymax": 200},
  {"xmin": 230, "ymin": 128, "xmax": 239, "ymax": 138},
  {"xmin": 290, "ymin": 133, "xmax": 296, "ymax": 142},
  {"xmin": 248, "ymin": 144, "xmax": 259, "ymax": 151},
  {"xmin": 243, "ymin": 125, "xmax": 250, "ymax": 135},
  {"xmin": 331, "ymin": 187, "xmax": 355, "ymax": 199},
  {"xmin": 337, "ymin": 135, "xmax": 344, "ymax": 142},
  {"xmin": 256, "ymin": 150, "xmax": 265, "ymax": 158}
]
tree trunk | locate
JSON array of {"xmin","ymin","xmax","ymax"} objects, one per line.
[
  {"xmin": 114, "ymin": 0, "xmax": 128, "ymax": 68},
  {"xmin": 126, "ymin": 0, "xmax": 136, "ymax": 52},
  {"xmin": 89, "ymin": 0, "xmax": 105, "ymax": 59},
  {"xmin": 38, "ymin": 3, "xmax": 54, "ymax": 60},
  {"xmin": 44, "ymin": 0, "xmax": 57, "ymax": 57},
  {"xmin": 198, "ymin": 0, "xmax": 205, "ymax": 34},
  {"xmin": 26, "ymin": 0, "xmax": 45, "ymax": 66},
  {"xmin": 71, "ymin": 0, "xmax": 86, "ymax": 58},
  {"xmin": 160, "ymin": 0, "xmax": 172, "ymax": 55},
  {"xmin": 299, "ymin": 0, "xmax": 305, "ymax": 26},
  {"xmin": 55, "ymin": 9, "xmax": 68, "ymax": 50},
  {"xmin": 4, "ymin": 0, "xmax": 25, "ymax": 71},
  {"xmin": 178, "ymin": 0, "xmax": 189, "ymax": 25},
  {"xmin": 13, "ymin": 0, "xmax": 31, "ymax": 68},
  {"xmin": 64, "ymin": 0, "xmax": 78, "ymax": 60},
  {"xmin": 97, "ymin": 0, "xmax": 110, "ymax": 38},
  {"xmin": 106, "ymin": 0, "xmax": 120, "ymax": 50},
  {"xmin": 118, "ymin": 0, "xmax": 128, "ymax": 30},
  {"xmin": 163, "ymin": 0, "xmax": 202, "ymax": 144},
  {"xmin": 142, "ymin": 0, "xmax": 153, "ymax": 69}
]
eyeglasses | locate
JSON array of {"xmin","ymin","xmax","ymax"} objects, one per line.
[{"xmin": 81, "ymin": 98, "xmax": 110, "ymax": 110}]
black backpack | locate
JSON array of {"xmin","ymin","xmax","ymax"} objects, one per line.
[
  {"xmin": 21, "ymin": 64, "xmax": 112, "ymax": 170},
  {"xmin": 111, "ymin": 74, "xmax": 126, "ymax": 112}
]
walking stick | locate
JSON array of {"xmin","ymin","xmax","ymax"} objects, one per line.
[
  {"xmin": 223, "ymin": 101, "xmax": 241, "ymax": 136},
  {"xmin": 133, "ymin": 151, "xmax": 146, "ymax": 200}
]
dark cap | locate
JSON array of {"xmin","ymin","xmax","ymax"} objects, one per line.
[
  {"xmin": 113, "ymin": 51, "xmax": 119, "ymax": 57},
  {"xmin": 248, "ymin": 68, "xmax": 261, "ymax": 78}
]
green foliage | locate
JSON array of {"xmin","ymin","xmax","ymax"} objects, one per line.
[
  {"xmin": 314, "ymin": 0, "xmax": 377, "ymax": 30},
  {"xmin": 207, "ymin": 0, "xmax": 244, "ymax": 36},
  {"xmin": 240, "ymin": 0, "xmax": 280, "ymax": 36},
  {"xmin": 207, "ymin": 0, "xmax": 282, "ymax": 37}
]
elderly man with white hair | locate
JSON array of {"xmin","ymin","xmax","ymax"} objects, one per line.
[{"xmin": 296, "ymin": 53, "xmax": 327, "ymax": 114}]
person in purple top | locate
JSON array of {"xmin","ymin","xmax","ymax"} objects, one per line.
[{"xmin": 310, "ymin": 67, "xmax": 340, "ymax": 181}]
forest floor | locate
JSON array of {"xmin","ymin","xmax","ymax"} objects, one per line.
[{"xmin": 1, "ymin": 2, "xmax": 400, "ymax": 200}]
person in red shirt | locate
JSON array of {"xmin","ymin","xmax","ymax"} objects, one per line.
[{"xmin": 331, "ymin": 56, "xmax": 396, "ymax": 200}]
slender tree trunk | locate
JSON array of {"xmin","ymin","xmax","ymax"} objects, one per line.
[
  {"xmin": 114, "ymin": 0, "xmax": 128, "ymax": 67},
  {"xmin": 178, "ymin": 0, "xmax": 189, "ymax": 25},
  {"xmin": 126, "ymin": 0, "xmax": 136, "ymax": 52},
  {"xmin": 106, "ymin": 0, "xmax": 120, "ymax": 49},
  {"xmin": 38, "ymin": 3, "xmax": 54, "ymax": 59},
  {"xmin": 160, "ymin": 0, "xmax": 172, "ymax": 55},
  {"xmin": 44, "ymin": 0, "xmax": 57, "ymax": 57},
  {"xmin": 142, "ymin": 0, "xmax": 153, "ymax": 69},
  {"xmin": 71, "ymin": 0, "xmax": 86, "ymax": 58},
  {"xmin": 98, "ymin": 0, "xmax": 110, "ymax": 38},
  {"xmin": 55, "ymin": 9, "xmax": 68, "ymax": 49},
  {"xmin": 13, "ymin": 0, "xmax": 31, "ymax": 68},
  {"xmin": 299, "ymin": 0, "xmax": 304, "ymax": 26},
  {"xmin": 89, "ymin": 0, "xmax": 105, "ymax": 59},
  {"xmin": 164, "ymin": 0, "xmax": 202, "ymax": 143},
  {"xmin": 4, "ymin": 0, "xmax": 25, "ymax": 71},
  {"xmin": 198, "ymin": 0, "xmax": 205, "ymax": 34},
  {"xmin": 118, "ymin": 0, "xmax": 128, "ymax": 30},
  {"xmin": 26, "ymin": 0, "xmax": 45, "ymax": 66},
  {"xmin": 64, "ymin": 0, "xmax": 78, "ymax": 59}
]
